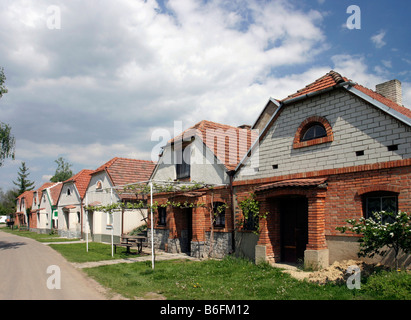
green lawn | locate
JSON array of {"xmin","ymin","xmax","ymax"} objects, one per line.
[
  {"xmin": 5, "ymin": 227, "xmax": 409, "ymax": 300},
  {"xmin": 0, "ymin": 227, "xmax": 80, "ymax": 242},
  {"xmin": 48, "ymin": 242, "xmax": 143, "ymax": 262},
  {"xmin": 82, "ymin": 257, "xmax": 410, "ymax": 300}
]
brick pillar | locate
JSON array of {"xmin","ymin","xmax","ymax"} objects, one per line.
[
  {"xmin": 168, "ymin": 208, "xmax": 177, "ymax": 239},
  {"xmin": 307, "ymin": 193, "xmax": 327, "ymax": 250},
  {"xmin": 255, "ymin": 196, "xmax": 277, "ymax": 263},
  {"xmin": 305, "ymin": 191, "xmax": 329, "ymax": 269},
  {"xmin": 192, "ymin": 197, "xmax": 206, "ymax": 242}
]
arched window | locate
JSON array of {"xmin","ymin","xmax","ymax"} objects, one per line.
[
  {"xmin": 293, "ymin": 116, "xmax": 333, "ymax": 149},
  {"xmin": 301, "ymin": 123, "xmax": 327, "ymax": 141}
]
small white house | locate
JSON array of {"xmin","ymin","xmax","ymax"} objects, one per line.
[
  {"xmin": 84, "ymin": 157, "xmax": 156, "ymax": 243},
  {"xmin": 57, "ymin": 169, "xmax": 93, "ymax": 238},
  {"xmin": 36, "ymin": 182, "xmax": 62, "ymax": 234}
]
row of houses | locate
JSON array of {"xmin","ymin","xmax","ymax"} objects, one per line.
[
  {"xmin": 15, "ymin": 158, "xmax": 156, "ymax": 242},
  {"xmin": 15, "ymin": 71, "xmax": 411, "ymax": 269}
]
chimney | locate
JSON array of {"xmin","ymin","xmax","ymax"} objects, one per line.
[{"xmin": 375, "ymin": 79, "xmax": 402, "ymax": 105}]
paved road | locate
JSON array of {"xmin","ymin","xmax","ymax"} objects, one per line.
[{"xmin": 0, "ymin": 230, "xmax": 107, "ymax": 300}]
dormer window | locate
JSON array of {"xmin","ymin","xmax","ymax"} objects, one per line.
[
  {"xmin": 176, "ymin": 145, "xmax": 190, "ymax": 179},
  {"xmin": 293, "ymin": 116, "xmax": 333, "ymax": 149}
]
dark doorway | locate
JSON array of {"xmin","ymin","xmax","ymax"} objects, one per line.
[
  {"xmin": 280, "ymin": 197, "xmax": 308, "ymax": 263},
  {"xmin": 183, "ymin": 208, "xmax": 193, "ymax": 254}
]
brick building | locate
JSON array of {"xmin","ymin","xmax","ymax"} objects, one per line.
[
  {"xmin": 147, "ymin": 71, "xmax": 410, "ymax": 269},
  {"xmin": 149, "ymin": 120, "xmax": 256, "ymax": 258},
  {"xmin": 234, "ymin": 71, "xmax": 411, "ymax": 269}
]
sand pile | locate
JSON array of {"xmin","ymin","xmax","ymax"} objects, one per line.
[{"xmin": 308, "ymin": 259, "xmax": 386, "ymax": 285}]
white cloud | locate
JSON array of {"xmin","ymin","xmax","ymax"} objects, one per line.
[{"xmin": 371, "ymin": 30, "xmax": 386, "ymax": 48}]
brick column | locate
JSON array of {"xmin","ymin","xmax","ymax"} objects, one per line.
[
  {"xmin": 192, "ymin": 197, "xmax": 206, "ymax": 242},
  {"xmin": 305, "ymin": 191, "xmax": 329, "ymax": 269}
]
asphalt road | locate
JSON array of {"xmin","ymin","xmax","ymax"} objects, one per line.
[{"xmin": 0, "ymin": 229, "xmax": 107, "ymax": 300}]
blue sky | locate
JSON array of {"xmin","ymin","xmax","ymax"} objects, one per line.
[{"xmin": 0, "ymin": 0, "xmax": 410, "ymax": 193}]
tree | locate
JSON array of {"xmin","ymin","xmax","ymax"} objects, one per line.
[
  {"xmin": 50, "ymin": 157, "xmax": 73, "ymax": 182},
  {"xmin": 0, "ymin": 187, "xmax": 18, "ymax": 215},
  {"xmin": 336, "ymin": 211, "xmax": 411, "ymax": 269},
  {"xmin": 0, "ymin": 67, "xmax": 8, "ymax": 98},
  {"xmin": 13, "ymin": 161, "xmax": 35, "ymax": 196},
  {"xmin": 0, "ymin": 67, "xmax": 15, "ymax": 167}
]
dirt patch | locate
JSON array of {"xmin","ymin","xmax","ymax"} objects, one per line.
[{"xmin": 307, "ymin": 259, "xmax": 388, "ymax": 285}]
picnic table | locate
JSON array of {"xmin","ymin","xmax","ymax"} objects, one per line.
[{"xmin": 114, "ymin": 234, "xmax": 147, "ymax": 254}]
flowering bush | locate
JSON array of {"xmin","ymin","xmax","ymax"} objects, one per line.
[{"xmin": 336, "ymin": 211, "xmax": 411, "ymax": 269}]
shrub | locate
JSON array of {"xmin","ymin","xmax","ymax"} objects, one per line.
[
  {"xmin": 362, "ymin": 270, "xmax": 411, "ymax": 300},
  {"xmin": 336, "ymin": 211, "xmax": 411, "ymax": 269}
]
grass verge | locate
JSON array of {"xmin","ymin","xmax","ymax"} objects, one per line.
[
  {"xmin": 83, "ymin": 257, "xmax": 399, "ymax": 300},
  {"xmin": 49, "ymin": 242, "xmax": 143, "ymax": 262}
]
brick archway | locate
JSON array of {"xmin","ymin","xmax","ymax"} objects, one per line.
[{"xmin": 255, "ymin": 183, "xmax": 329, "ymax": 269}]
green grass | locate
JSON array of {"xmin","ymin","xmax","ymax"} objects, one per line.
[
  {"xmin": 83, "ymin": 257, "xmax": 383, "ymax": 300},
  {"xmin": 49, "ymin": 242, "xmax": 143, "ymax": 262},
  {"xmin": 0, "ymin": 227, "xmax": 80, "ymax": 242},
  {"xmin": 5, "ymin": 227, "xmax": 409, "ymax": 300}
]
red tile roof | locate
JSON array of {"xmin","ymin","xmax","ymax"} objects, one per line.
[
  {"xmin": 282, "ymin": 70, "xmax": 348, "ymax": 101},
  {"xmin": 48, "ymin": 183, "xmax": 63, "ymax": 206},
  {"xmin": 255, "ymin": 177, "xmax": 328, "ymax": 192},
  {"xmin": 17, "ymin": 190, "xmax": 34, "ymax": 208},
  {"xmin": 63, "ymin": 169, "xmax": 93, "ymax": 199},
  {"xmin": 282, "ymin": 70, "xmax": 411, "ymax": 120},
  {"xmin": 93, "ymin": 157, "xmax": 156, "ymax": 186},
  {"xmin": 169, "ymin": 120, "xmax": 257, "ymax": 171}
]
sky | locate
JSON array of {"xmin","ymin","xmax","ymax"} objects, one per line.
[{"xmin": 0, "ymin": 0, "xmax": 411, "ymax": 192}]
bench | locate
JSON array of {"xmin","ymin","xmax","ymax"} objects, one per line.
[
  {"xmin": 113, "ymin": 242, "xmax": 133, "ymax": 254},
  {"xmin": 114, "ymin": 234, "xmax": 147, "ymax": 254}
]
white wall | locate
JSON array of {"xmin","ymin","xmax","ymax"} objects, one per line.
[
  {"xmin": 236, "ymin": 89, "xmax": 411, "ymax": 181},
  {"xmin": 152, "ymin": 137, "xmax": 229, "ymax": 184}
]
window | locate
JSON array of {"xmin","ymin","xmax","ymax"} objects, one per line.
[
  {"xmin": 158, "ymin": 207, "xmax": 167, "ymax": 226},
  {"xmin": 176, "ymin": 145, "xmax": 190, "ymax": 179},
  {"xmin": 363, "ymin": 192, "xmax": 398, "ymax": 224},
  {"xmin": 77, "ymin": 211, "xmax": 81, "ymax": 223},
  {"xmin": 293, "ymin": 116, "xmax": 333, "ymax": 149},
  {"xmin": 301, "ymin": 123, "xmax": 327, "ymax": 141},
  {"xmin": 96, "ymin": 180, "xmax": 103, "ymax": 190},
  {"xmin": 67, "ymin": 188, "xmax": 71, "ymax": 196},
  {"xmin": 213, "ymin": 202, "xmax": 226, "ymax": 228}
]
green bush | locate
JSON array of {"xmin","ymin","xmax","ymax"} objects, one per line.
[{"xmin": 362, "ymin": 270, "xmax": 411, "ymax": 300}]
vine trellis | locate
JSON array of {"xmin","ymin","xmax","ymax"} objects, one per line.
[
  {"xmin": 83, "ymin": 179, "xmax": 228, "ymax": 268},
  {"xmin": 85, "ymin": 179, "xmax": 223, "ymax": 213}
]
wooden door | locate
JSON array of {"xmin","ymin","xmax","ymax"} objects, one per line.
[{"xmin": 280, "ymin": 197, "xmax": 308, "ymax": 263}]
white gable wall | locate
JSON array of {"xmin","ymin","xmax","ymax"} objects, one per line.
[
  {"xmin": 152, "ymin": 137, "xmax": 229, "ymax": 185},
  {"xmin": 57, "ymin": 182, "xmax": 82, "ymax": 237},
  {"xmin": 236, "ymin": 89, "xmax": 411, "ymax": 181}
]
